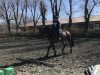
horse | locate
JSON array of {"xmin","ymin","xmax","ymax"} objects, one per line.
[{"xmin": 38, "ymin": 26, "xmax": 74, "ymax": 57}]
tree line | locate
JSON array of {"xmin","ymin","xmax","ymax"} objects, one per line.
[{"xmin": 0, "ymin": 0, "xmax": 100, "ymax": 36}]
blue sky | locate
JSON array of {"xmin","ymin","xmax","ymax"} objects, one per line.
[
  {"xmin": 1, "ymin": 0, "xmax": 100, "ymax": 23},
  {"xmin": 43, "ymin": 0, "xmax": 100, "ymax": 19}
]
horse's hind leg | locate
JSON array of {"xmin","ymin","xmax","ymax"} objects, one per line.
[
  {"xmin": 46, "ymin": 46, "xmax": 51, "ymax": 57},
  {"xmin": 62, "ymin": 43, "xmax": 66, "ymax": 54},
  {"xmin": 69, "ymin": 38, "xmax": 73, "ymax": 53}
]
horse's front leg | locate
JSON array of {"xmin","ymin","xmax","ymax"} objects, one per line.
[
  {"xmin": 46, "ymin": 45, "xmax": 51, "ymax": 57},
  {"xmin": 62, "ymin": 42, "xmax": 66, "ymax": 54},
  {"xmin": 52, "ymin": 45, "xmax": 57, "ymax": 56}
]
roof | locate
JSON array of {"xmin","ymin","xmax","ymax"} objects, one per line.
[{"xmin": 20, "ymin": 15, "xmax": 100, "ymax": 27}]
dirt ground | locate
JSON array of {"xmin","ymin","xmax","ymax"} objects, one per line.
[{"xmin": 0, "ymin": 38, "xmax": 100, "ymax": 75}]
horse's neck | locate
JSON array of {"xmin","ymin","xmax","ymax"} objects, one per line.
[{"xmin": 44, "ymin": 28, "xmax": 51, "ymax": 36}]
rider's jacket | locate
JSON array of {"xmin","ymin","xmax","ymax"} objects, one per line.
[{"xmin": 52, "ymin": 21, "xmax": 61, "ymax": 31}]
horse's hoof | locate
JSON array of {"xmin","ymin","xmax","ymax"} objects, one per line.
[
  {"xmin": 45, "ymin": 55, "xmax": 48, "ymax": 58},
  {"xmin": 70, "ymin": 51, "xmax": 72, "ymax": 54},
  {"xmin": 54, "ymin": 54, "xmax": 57, "ymax": 56}
]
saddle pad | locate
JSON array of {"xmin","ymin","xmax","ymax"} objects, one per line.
[
  {"xmin": 65, "ymin": 31, "xmax": 70, "ymax": 35},
  {"xmin": 62, "ymin": 32, "xmax": 66, "ymax": 36}
]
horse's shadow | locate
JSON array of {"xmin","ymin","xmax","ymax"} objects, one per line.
[{"xmin": 0, "ymin": 53, "xmax": 68, "ymax": 68}]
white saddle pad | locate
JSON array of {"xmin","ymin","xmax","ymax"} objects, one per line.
[{"xmin": 65, "ymin": 31, "xmax": 70, "ymax": 35}]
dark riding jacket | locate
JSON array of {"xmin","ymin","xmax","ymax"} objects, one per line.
[
  {"xmin": 52, "ymin": 20, "xmax": 61, "ymax": 38},
  {"xmin": 52, "ymin": 21, "xmax": 61, "ymax": 31}
]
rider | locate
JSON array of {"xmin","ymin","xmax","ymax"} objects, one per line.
[{"xmin": 52, "ymin": 18, "xmax": 61, "ymax": 39}]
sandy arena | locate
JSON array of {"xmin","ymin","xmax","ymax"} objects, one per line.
[{"xmin": 0, "ymin": 38, "xmax": 100, "ymax": 75}]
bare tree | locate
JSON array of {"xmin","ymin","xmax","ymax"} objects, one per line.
[
  {"xmin": 62, "ymin": 0, "xmax": 80, "ymax": 30},
  {"xmin": 49, "ymin": 0, "xmax": 62, "ymax": 21},
  {"xmin": 19, "ymin": 0, "xmax": 25, "ymax": 27},
  {"xmin": 11, "ymin": 0, "xmax": 20, "ymax": 34},
  {"xmin": 83, "ymin": 0, "xmax": 99, "ymax": 34},
  {"xmin": 22, "ymin": 0, "xmax": 28, "ymax": 31},
  {"xmin": 28, "ymin": 0, "xmax": 40, "ymax": 33},
  {"xmin": 0, "ymin": 0, "xmax": 13, "ymax": 34},
  {"xmin": 40, "ymin": 0, "xmax": 47, "ymax": 26},
  {"xmin": 11, "ymin": 0, "xmax": 26, "ymax": 33}
]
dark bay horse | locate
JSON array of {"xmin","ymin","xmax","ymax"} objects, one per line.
[{"xmin": 38, "ymin": 26, "xmax": 74, "ymax": 57}]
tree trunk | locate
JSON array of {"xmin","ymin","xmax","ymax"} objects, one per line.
[
  {"xmin": 84, "ymin": 18, "xmax": 90, "ymax": 37},
  {"xmin": 68, "ymin": 15, "xmax": 72, "ymax": 31},
  {"xmin": 68, "ymin": 0, "xmax": 72, "ymax": 31},
  {"xmin": 16, "ymin": 25, "xmax": 19, "ymax": 34},
  {"xmin": 42, "ymin": 16, "xmax": 46, "ymax": 26},
  {"xmin": 33, "ymin": 22, "xmax": 36, "ymax": 35},
  {"xmin": 7, "ymin": 20, "xmax": 11, "ymax": 34}
]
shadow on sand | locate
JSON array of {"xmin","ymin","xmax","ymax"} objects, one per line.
[{"xmin": 0, "ymin": 53, "xmax": 68, "ymax": 68}]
